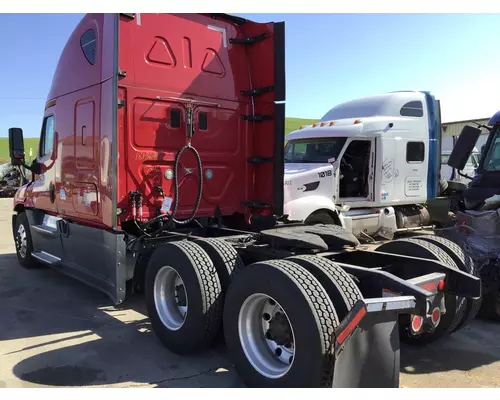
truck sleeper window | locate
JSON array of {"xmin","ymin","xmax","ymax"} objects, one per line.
[
  {"xmin": 81, "ymin": 29, "xmax": 96, "ymax": 65},
  {"xmin": 400, "ymin": 101, "xmax": 424, "ymax": 118},
  {"xmin": 407, "ymin": 141, "xmax": 425, "ymax": 163},
  {"xmin": 39, "ymin": 116, "xmax": 55, "ymax": 158}
]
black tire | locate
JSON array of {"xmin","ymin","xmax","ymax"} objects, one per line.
[
  {"xmin": 304, "ymin": 224, "xmax": 360, "ymax": 248},
  {"xmin": 223, "ymin": 259, "xmax": 339, "ymax": 388},
  {"xmin": 145, "ymin": 240, "xmax": 223, "ymax": 354},
  {"xmin": 13, "ymin": 212, "xmax": 40, "ymax": 269},
  {"xmin": 285, "ymin": 255, "xmax": 363, "ymax": 321},
  {"xmin": 414, "ymin": 235, "xmax": 482, "ymax": 331},
  {"xmin": 305, "ymin": 211, "xmax": 336, "ymax": 225},
  {"xmin": 193, "ymin": 238, "xmax": 245, "ymax": 346},
  {"xmin": 375, "ymin": 238, "xmax": 464, "ymax": 344},
  {"xmin": 193, "ymin": 238, "xmax": 244, "ymax": 291}
]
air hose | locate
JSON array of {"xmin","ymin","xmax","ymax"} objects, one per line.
[
  {"xmin": 142, "ymin": 143, "xmax": 203, "ymax": 230},
  {"xmin": 170, "ymin": 143, "xmax": 203, "ymax": 225}
]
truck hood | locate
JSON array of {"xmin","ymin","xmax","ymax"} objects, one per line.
[{"xmin": 284, "ymin": 163, "xmax": 335, "ymax": 204}]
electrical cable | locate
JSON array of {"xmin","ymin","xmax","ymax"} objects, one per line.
[
  {"xmin": 171, "ymin": 144, "xmax": 203, "ymax": 225},
  {"xmin": 141, "ymin": 143, "xmax": 203, "ymax": 231}
]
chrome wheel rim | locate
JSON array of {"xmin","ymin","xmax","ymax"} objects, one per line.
[
  {"xmin": 238, "ymin": 293, "xmax": 295, "ymax": 379},
  {"xmin": 153, "ymin": 266, "xmax": 188, "ymax": 330},
  {"xmin": 16, "ymin": 224, "xmax": 27, "ymax": 259}
]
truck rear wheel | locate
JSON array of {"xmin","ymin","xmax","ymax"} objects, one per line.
[
  {"xmin": 414, "ymin": 235, "xmax": 482, "ymax": 331},
  {"xmin": 145, "ymin": 241, "xmax": 223, "ymax": 354},
  {"xmin": 285, "ymin": 255, "xmax": 363, "ymax": 321},
  {"xmin": 13, "ymin": 212, "xmax": 41, "ymax": 269},
  {"xmin": 193, "ymin": 238, "xmax": 244, "ymax": 291},
  {"xmin": 223, "ymin": 259, "xmax": 339, "ymax": 388},
  {"xmin": 375, "ymin": 238, "xmax": 464, "ymax": 344},
  {"xmin": 194, "ymin": 238, "xmax": 245, "ymax": 344}
]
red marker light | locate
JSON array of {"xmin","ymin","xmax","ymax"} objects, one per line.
[
  {"xmin": 421, "ymin": 282, "xmax": 437, "ymax": 292},
  {"xmin": 411, "ymin": 315, "xmax": 423, "ymax": 332},
  {"xmin": 431, "ymin": 307, "xmax": 441, "ymax": 326}
]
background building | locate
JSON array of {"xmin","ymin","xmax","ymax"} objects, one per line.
[{"xmin": 441, "ymin": 118, "xmax": 491, "ymax": 153}]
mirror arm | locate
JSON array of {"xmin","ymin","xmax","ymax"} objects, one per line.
[
  {"xmin": 20, "ymin": 162, "xmax": 34, "ymax": 172},
  {"xmin": 458, "ymin": 170, "xmax": 473, "ymax": 180},
  {"xmin": 471, "ymin": 121, "xmax": 492, "ymax": 132},
  {"xmin": 18, "ymin": 159, "xmax": 42, "ymax": 176}
]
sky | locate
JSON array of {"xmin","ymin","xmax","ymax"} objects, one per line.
[{"xmin": 1, "ymin": 13, "xmax": 500, "ymax": 138}]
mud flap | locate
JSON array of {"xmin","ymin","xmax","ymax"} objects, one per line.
[{"xmin": 331, "ymin": 297, "xmax": 416, "ymax": 388}]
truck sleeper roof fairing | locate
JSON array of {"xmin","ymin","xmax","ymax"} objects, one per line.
[
  {"xmin": 287, "ymin": 91, "xmax": 435, "ymax": 141},
  {"xmin": 42, "ymin": 13, "xmax": 286, "ymax": 230},
  {"xmin": 320, "ymin": 91, "xmax": 426, "ymax": 121}
]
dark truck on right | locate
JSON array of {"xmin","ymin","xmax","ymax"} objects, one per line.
[{"xmin": 440, "ymin": 111, "xmax": 500, "ymax": 320}]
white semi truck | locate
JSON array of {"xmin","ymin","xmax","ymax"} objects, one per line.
[{"xmin": 283, "ymin": 90, "xmax": 453, "ymax": 239}]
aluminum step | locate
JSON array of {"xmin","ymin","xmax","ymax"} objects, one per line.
[
  {"xmin": 31, "ymin": 224, "xmax": 58, "ymax": 235},
  {"xmin": 31, "ymin": 251, "xmax": 61, "ymax": 265}
]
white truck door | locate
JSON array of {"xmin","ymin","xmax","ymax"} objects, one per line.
[{"xmin": 338, "ymin": 137, "xmax": 375, "ymax": 202}]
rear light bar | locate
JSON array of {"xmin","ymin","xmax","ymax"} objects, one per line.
[{"xmin": 407, "ymin": 272, "xmax": 446, "ymax": 294}]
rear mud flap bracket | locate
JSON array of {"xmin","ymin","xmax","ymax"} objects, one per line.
[{"xmin": 331, "ymin": 296, "xmax": 416, "ymax": 388}]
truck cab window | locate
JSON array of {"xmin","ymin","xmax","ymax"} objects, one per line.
[
  {"xmin": 39, "ymin": 116, "xmax": 55, "ymax": 158},
  {"xmin": 81, "ymin": 29, "xmax": 96, "ymax": 65},
  {"xmin": 284, "ymin": 138, "xmax": 347, "ymax": 163}
]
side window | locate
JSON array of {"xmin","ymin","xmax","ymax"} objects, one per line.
[
  {"xmin": 400, "ymin": 101, "xmax": 424, "ymax": 117},
  {"xmin": 81, "ymin": 29, "xmax": 96, "ymax": 65},
  {"xmin": 284, "ymin": 142, "xmax": 294, "ymax": 160},
  {"xmin": 39, "ymin": 116, "xmax": 55, "ymax": 158},
  {"xmin": 407, "ymin": 141, "xmax": 425, "ymax": 163},
  {"xmin": 170, "ymin": 109, "xmax": 181, "ymax": 128},
  {"xmin": 198, "ymin": 112, "xmax": 208, "ymax": 131}
]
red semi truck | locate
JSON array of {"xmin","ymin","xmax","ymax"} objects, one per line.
[{"xmin": 8, "ymin": 13, "xmax": 480, "ymax": 388}]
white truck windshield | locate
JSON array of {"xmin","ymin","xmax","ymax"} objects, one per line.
[
  {"xmin": 284, "ymin": 138, "xmax": 347, "ymax": 163},
  {"xmin": 483, "ymin": 129, "xmax": 500, "ymax": 171}
]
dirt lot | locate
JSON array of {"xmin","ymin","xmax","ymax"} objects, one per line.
[{"xmin": 1, "ymin": 198, "xmax": 500, "ymax": 388}]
